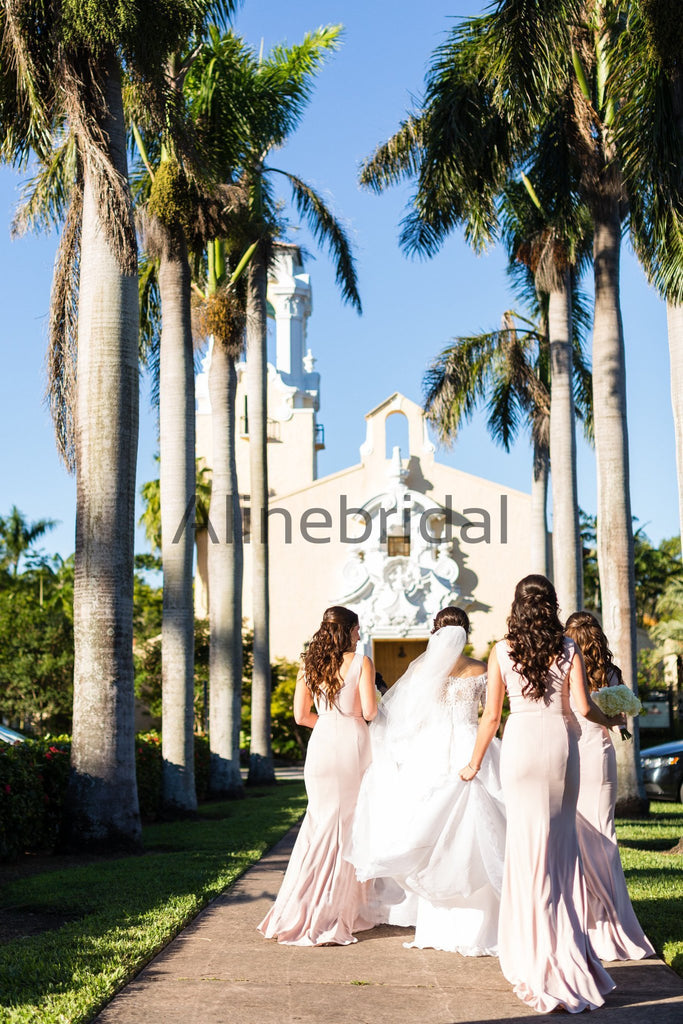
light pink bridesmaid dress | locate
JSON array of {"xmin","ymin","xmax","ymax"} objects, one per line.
[
  {"xmin": 574, "ymin": 682, "xmax": 654, "ymax": 961},
  {"xmin": 496, "ymin": 638, "xmax": 615, "ymax": 1013},
  {"xmin": 257, "ymin": 651, "xmax": 377, "ymax": 945}
]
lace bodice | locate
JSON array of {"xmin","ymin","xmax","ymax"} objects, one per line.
[{"xmin": 439, "ymin": 673, "xmax": 487, "ymax": 726}]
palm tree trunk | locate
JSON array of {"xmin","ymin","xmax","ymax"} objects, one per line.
[
  {"xmin": 530, "ymin": 440, "xmax": 550, "ymax": 576},
  {"xmin": 208, "ymin": 339, "xmax": 244, "ymax": 797},
  {"xmin": 246, "ymin": 248, "xmax": 275, "ymax": 784},
  {"xmin": 592, "ymin": 204, "xmax": 647, "ymax": 815},
  {"xmin": 548, "ymin": 273, "xmax": 583, "ymax": 619},
  {"xmin": 668, "ymin": 302, "xmax": 683, "ymax": 541},
  {"xmin": 67, "ymin": 59, "xmax": 142, "ymax": 849},
  {"xmin": 158, "ymin": 239, "xmax": 197, "ymax": 813}
]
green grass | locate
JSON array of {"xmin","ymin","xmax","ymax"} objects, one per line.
[
  {"xmin": 0, "ymin": 781, "xmax": 307, "ymax": 1024},
  {"xmin": 616, "ymin": 801, "xmax": 683, "ymax": 976}
]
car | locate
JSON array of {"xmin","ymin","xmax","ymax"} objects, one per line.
[
  {"xmin": 640, "ymin": 740, "xmax": 683, "ymax": 803},
  {"xmin": 0, "ymin": 724, "xmax": 27, "ymax": 744}
]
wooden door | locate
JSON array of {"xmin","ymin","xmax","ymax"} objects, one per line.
[{"xmin": 372, "ymin": 638, "xmax": 428, "ymax": 688}]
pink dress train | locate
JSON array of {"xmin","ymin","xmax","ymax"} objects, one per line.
[
  {"xmin": 574, "ymin": 695, "xmax": 654, "ymax": 961},
  {"xmin": 257, "ymin": 652, "xmax": 376, "ymax": 945},
  {"xmin": 496, "ymin": 638, "xmax": 615, "ymax": 1013}
]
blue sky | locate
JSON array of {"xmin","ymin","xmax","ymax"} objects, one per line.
[{"xmin": 0, "ymin": 0, "xmax": 676, "ymax": 563}]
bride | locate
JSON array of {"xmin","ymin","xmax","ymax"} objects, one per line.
[{"xmin": 350, "ymin": 607, "xmax": 506, "ymax": 956}]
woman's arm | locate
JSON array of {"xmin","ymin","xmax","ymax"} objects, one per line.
[
  {"xmin": 568, "ymin": 647, "xmax": 624, "ymax": 729},
  {"xmin": 359, "ymin": 655, "xmax": 378, "ymax": 722},
  {"xmin": 459, "ymin": 646, "xmax": 505, "ymax": 781},
  {"xmin": 293, "ymin": 668, "xmax": 318, "ymax": 728}
]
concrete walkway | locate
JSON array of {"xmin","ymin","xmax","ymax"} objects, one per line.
[{"xmin": 94, "ymin": 825, "xmax": 683, "ymax": 1024}]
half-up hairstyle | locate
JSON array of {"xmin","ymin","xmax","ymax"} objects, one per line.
[
  {"xmin": 432, "ymin": 606, "xmax": 470, "ymax": 635},
  {"xmin": 565, "ymin": 611, "xmax": 623, "ymax": 691},
  {"xmin": 506, "ymin": 575, "xmax": 565, "ymax": 700},
  {"xmin": 303, "ymin": 606, "xmax": 359, "ymax": 705}
]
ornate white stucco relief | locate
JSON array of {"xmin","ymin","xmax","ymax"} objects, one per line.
[{"xmin": 334, "ymin": 447, "xmax": 464, "ymax": 643}]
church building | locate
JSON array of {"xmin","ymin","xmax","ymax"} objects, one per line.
[{"xmin": 195, "ymin": 245, "xmax": 534, "ymax": 683}]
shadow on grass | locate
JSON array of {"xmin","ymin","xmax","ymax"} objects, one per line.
[
  {"xmin": 619, "ymin": 836, "xmax": 683, "ymax": 852},
  {"xmin": 0, "ymin": 783, "xmax": 306, "ymax": 1020}
]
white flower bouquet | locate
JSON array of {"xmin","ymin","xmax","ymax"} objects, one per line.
[{"xmin": 592, "ymin": 684, "xmax": 643, "ymax": 739}]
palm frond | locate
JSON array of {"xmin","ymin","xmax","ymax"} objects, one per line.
[
  {"xmin": 487, "ymin": 375, "xmax": 524, "ymax": 451},
  {"xmin": 46, "ymin": 181, "xmax": 83, "ymax": 473},
  {"xmin": 398, "ymin": 16, "xmax": 524, "ymax": 257},
  {"xmin": 423, "ymin": 328, "xmax": 527, "ymax": 445},
  {"xmin": 263, "ymin": 25, "xmax": 342, "ymax": 138},
  {"xmin": 138, "ymin": 249, "xmax": 162, "ymax": 360},
  {"xmin": 359, "ymin": 114, "xmax": 426, "ymax": 192},
  {"xmin": 483, "ymin": 0, "xmax": 582, "ymax": 117},
  {"xmin": 11, "ymin": 130, "xmax": 78, "ymax": 236},
  {"xmin": 0, "ymin": 2, "xmax": 56, "ymax": 165},
  {"xmin": 274, "ymin": 169, "xmax": 361, "ymax": 312}
]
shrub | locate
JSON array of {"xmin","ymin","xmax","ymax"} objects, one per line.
[
  {"xmin": 134, "ymin": 731, "xmax": 211, "ymax": 817},
  {"xmin": 0, "ymin": 738, "xmax": 69, "ymax": 860},
  {"xmin": 194, "ymin": 733, "xmax": 210, "ymax": 802},
  {"xmin": 0, "ymin": 732, "xmax": 211, "ymax": 859},
  {"xmin": 135, "ymin": 731, "xmax": 163, "ymax": 819}
]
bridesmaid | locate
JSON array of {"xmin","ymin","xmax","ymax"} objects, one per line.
[
  {"xmin": 460, "ymin": 575, "xmax": 621, "ymax": 1013},
  {"xmin": 257, "ymin": 606, "xmax": 378, "ymax": 945},
  {"xmin": 565, "ymin": 611, "xmax": 654, "ymax": 961}
]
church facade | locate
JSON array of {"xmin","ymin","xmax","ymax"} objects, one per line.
[{"xmin": 195, "ymin": 245, "xmax": 534, "ymax": 683}]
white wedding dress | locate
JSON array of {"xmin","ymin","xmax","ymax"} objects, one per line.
[{"xmin": 349, "ymin": 626, "xmax": 506, "ymax": 956}]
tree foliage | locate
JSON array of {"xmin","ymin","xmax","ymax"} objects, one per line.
[{"xmin": 0, "ymin": 559, "xmax": 74, "ymax": 731}]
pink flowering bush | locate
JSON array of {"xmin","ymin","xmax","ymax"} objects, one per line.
[{"xmin": 0, "ymin": 738, "xmax": 69, "ymax": 860}]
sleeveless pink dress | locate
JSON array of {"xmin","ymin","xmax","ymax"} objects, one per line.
[
  {"xmin": 574, "ymin": 683, "xmax": 654, "ymax": 960},
  {"xmin": 496, "ymin": 638, "xmax": 615, "ymax": 1013},
  {"xmin": 257, "ymin": 652, "xmax": 377, "ymax": 945}
]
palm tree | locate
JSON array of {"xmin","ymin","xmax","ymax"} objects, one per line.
[
  {"xmin": 0, "ymin": 0, "xmax": 232, "ymax": 848},
  {"xmin": 425, "ymin": 312, "xmax": 551, "ymax": 573},
  {"xmin": 424, "ymin": 292, "xmax": 591, "ymax": 583},
  {"xmin": 614, "ymin": 3, "xmax": 683, "ymax": 550},
  {"xmin": 475, "ymin": 0, "xmax": 653, "ymax": 813},
  {"xmin": 0, "ymin": 506, "xmax": 57, "ymax": 577},
  {"xmin": 500, "ymin": 164, "xmax": 593, "ymax": 618},
  {"xmin": 136, "ymin": 159, "xmax": 199, "ymax": 813},
  {"xmin": 129, "ymin": 9, "xmax": 243, "ymax": 815},
  {"xmin": 189, "ymin": 27, "xmax": 363, "ymax": 784},
  {"xmin": 360, "ymin": 4, "xmax": 651, "ymax": 813},
  {"xmin": 361, "ymin": 40, "xmax": 591, "ymax": 617},
  {"xmin": 132, "ymin": 27, "xmax": 255, "ymax": 810},
  {"xmin": 193, "ymin": 239, "xmax": 248, "ymax": 797}
]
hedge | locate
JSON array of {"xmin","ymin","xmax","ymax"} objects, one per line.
[{"xmin": 0, "ymin": 732, "xmax": 212, "ymax": 861}]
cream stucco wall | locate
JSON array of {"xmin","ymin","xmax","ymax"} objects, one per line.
[{"xmin": 246, "ymin": 393, "xmax": 532, "ymax": 660}]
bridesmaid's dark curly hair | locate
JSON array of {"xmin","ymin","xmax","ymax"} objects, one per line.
[
  {"xmin": 432, "ymin": 606, "xmax": 470, "ymax": 635},
  {"xmin": 506, "ymin": 575, "xmax": 565, "ymax": 701},
  {"xmin": 302, "ymin": 606, "xmax": 359, "ymax": 705},
  {"xmin": 565, "ymin": 611, "xmax": 622, "ymax": 691}
]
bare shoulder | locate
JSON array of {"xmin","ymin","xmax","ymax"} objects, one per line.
[
  {"xmin": 456, "ymin": 655, "xmax": 487, "ymax": 678},
  {"xmin": 450, "ymin": 655, "xmax": 489, "ymax": 679}
]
